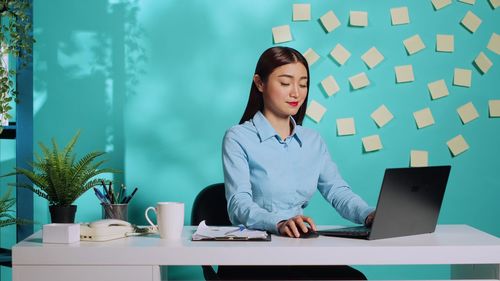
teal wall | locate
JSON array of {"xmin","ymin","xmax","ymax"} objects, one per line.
[{"xmin": 1, "ymin": 0, "xmax": 499, "ymax": 280}]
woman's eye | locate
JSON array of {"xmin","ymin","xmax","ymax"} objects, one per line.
[
  {"xmin": 280, "ymin": 82, "xmax": 290, "ymax": 86},
  {"xmin": 299, "ymin": 84, "xmax": 307, "ymax": 88}
]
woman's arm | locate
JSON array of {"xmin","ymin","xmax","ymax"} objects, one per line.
[
  {"xmin": 223, "ymin": 130, "xmax": 289, "ymax": 234},
  {"xmin": 316, "ymin": 139, "xmax": 375, "ymax": 224}
]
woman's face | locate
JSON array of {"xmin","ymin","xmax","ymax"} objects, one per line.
[{"xmin": 255, "ymin": 62, "xmax": 308, "ymax": 120}]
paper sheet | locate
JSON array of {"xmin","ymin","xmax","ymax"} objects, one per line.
[
  {"xmin": 371, "ymin": 105, "xmax": 394, "ymax": 128},
  {"xmin": 272, "ymin": 25, "xmax": 292, "ymax": 44},
  {"xmin": 447, "ymin": 135, "xmax": 469, "ymax": 156},
  {"xmin": 474, "ymin": 52, "xmax": 493, "ymax": 74},
  {"xmin": 461, "ymin": 11, "xmax": 482, "ymax": 33},
  {"xmin": 192, "ymin": 221, "xmax": 268, "ymax": 240},
  {"xmin": 362, "ymin": 135, "xmax": 383, "ymax": 152},
  {"xmin": 391, "ymin": 7, "xmax": 410, "ymax": 25},
  {"xmin": 459, "ymin": 0, "xmax": 476, "ymax": 4},
  {"xmin": 306, "ymin": 100, "xmax": 327, "ymax": 123},
  {"xmin": 428, "ymin": 79, "xmax": 449, "ymax": 100},
  {"xmin": 330, "ymin": 43, "xmax": 351, "ymax": 65},
  {"xmin": 487, "ymin": 33, "xmax": 500, "ymax": 55},
  {"xmin": 293, "ymin": 4, "xmax": 311, "ymax": 21},
  {"xmin": 395, "ymin": 65, "xmax": 415, "ymax": 83},
  {"xmin": 403, "ymin": 34, "xmax": 426, "ymax": 55},
  {"xmin": 411, "ymin": 150, "xmax": 429, "ymax": 167},
  {"xmin": 303, "ymin": 48, "xmax": 320, "ymax": 66},
  {"xmin": 349, "ymin": 72, "xmax": 370, "ymax": 89},
  {"xmin": 457, "ymin": 102, "xmax": 479, "ymax": 124},
  {"xmin": 432, "ymin": 0, "xmax": 452, "ymax": 10},
  {"xmin": 321, "ymin": 75, "xmax": 340, "ymax": 96},
  {"xmin": 320, "ymin": 10, "xmax": 341, "ymax": 33},
  {"xmin": 489, "ymin": 100, "xmax": 500, "ymax": 117},
  {"xmin": 361, "ymin": 47, "xmax": 384, "ymax": 69},
  {"xmin": 336, "ymin": 118, "xmax": 356, "ymax": 136},
  {"xmin": 436, "ymin": 34, "xmax": 454, "ymax": 52},
  {"xmin": 413, "ymin": 108, "xmax": 435, "ymax": 129},
  {"xmin": 490, "ymin": 0, "xmax": 500, "ymax": 9},
  {"xmin": 453, "ymin": 68, "xmax": 472, "ymax": 87},
  {"xmin": 350, "ymin": 11, "xmax": 368, "ymax": 27}
]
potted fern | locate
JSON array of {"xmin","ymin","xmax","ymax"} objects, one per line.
[{"xmin": 2, "ymin": 132, "xmax": 115, "ymax": 223}]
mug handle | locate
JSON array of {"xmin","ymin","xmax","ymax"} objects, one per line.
[{"xmin": 145, "ymin": 206, "xmax": 158, "ymax": 230}]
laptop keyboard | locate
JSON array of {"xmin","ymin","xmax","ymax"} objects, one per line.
[{"xmin": 318, "ymin": 226, "xmax": 371, "ymax": 237}]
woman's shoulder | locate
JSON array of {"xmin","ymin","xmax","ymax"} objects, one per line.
[
  {"xmin": 224, "ymin": 121, "xmax": 258, "ymax": 140},
  {"xmin": 296, "ymin": 125, "xmax": 323, "ymax": 141}
]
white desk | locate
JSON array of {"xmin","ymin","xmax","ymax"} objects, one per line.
[{"xmin": 12, "ymin": 225, "xmax": 500, "ymax": 281}]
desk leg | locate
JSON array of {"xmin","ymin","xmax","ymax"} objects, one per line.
[{"xmin": 451, "ymin": 264, "xmax": 500, "ymax": 280}]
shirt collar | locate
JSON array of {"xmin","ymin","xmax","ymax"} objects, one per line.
[{"xmin": 252, "ymin": 111, "xmax": 303, "ymax": 146}]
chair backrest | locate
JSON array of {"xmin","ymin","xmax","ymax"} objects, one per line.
[{"xmin": 191, "ymin": 183, "xmax": 231, "ymax": 226}]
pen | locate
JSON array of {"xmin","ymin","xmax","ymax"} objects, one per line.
[
  {"xmin": 116, "ymin": 184, "xmax": 124, "ymax": 204},
  {"xmin": 109, "ymin": 181, "xmax": 115, "ymax": 204},
  {"xmin": 125, "ymin": 187, "xmax": 138, "ymax": 203},
  {"xmin": 101, "ymin": 180, "xmax": 110, "ymax": 202},
  {"xmin": 120, "ymin": 184, "xmax": 128, "ymax": 204},
  {"xmin": 224, "ymin": 225, "xmax": 245, "ymax": 235},
  {"xmin": 93, "ymin": 187, "xmax": 108, "ymax": 204}
]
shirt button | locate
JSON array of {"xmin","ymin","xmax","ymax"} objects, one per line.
[{"xmin": 284, "ymin": 143, "xmax": 288, "ymax": 148}]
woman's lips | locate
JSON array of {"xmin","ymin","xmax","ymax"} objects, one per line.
[{"xmin": 287, "ymin": 101, "xmax": 299, "ymax": 107}]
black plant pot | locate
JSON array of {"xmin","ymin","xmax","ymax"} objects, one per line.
[{"xmin": 49, "ymin": 205, "xmax": 77, "ymax": 223}]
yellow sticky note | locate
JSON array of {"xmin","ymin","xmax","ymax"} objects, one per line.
[
  {"xmin": 321, "ymin": 75, "xmax": 340, "ymax": 97},
  {"xmin": 461, "ymin": 11, "xmax": 482, "ymax": 33},
  {"xmin": 330, "ymin": 44, "xmax": 351, "ymax": 65},
  {"xmin": 350, "ymin": 11, "xmax": 368, "ymax": 27},
  {"xmin": 362, "ymin": 135, "xmax": 383, "ymax": 152},
  {"xmin": 395, "ymin": 65, "xmax": 414, "ymax": 83},
  {"xmin": 361, "ymin": 47, "xmax": 384, "ymax": 69},
  {"xmin": 489, "ymin": 0, "xmax": 500, "ymax": 9},
  {"xmin": 410, "ymin": 150, "xmax": 429, "ymax": 167},
  {"xmin": 457, "ymin": 102, "xmax": 479, "ymax": 124},
  {"xmin": 447, "ymin": 135, "xmax": 469, "ymax": 156},
  {"xmin": 303, "ymin": 48, "xmax": 320, "ymax": 66},
  {"xmin": 306, "ymin": 100, "xmax": 326, "ymax": 123},
  {"xmin": 320, "ymin": 10, "xmax": 341, "ymax": 33},
  {"xmin": 436, "ymin": 34, "xmax": 454, "ymax": 52},
  {"xmin": 293, "ymin": 4, "xmax": 311, "ymax": 21},
  {"xmin": 272, "ymin": 25, "xmax": 292, "ymax": 44},
  {"xmin": 428, "ymin": 80, "xmax": 449, "ymax": 100},
  {"xmin": 403, "ymin": 34, "xmax": 426, "ymax": 55},
  {"xmin": 336, "ymin": 118, "xmax": 356, "ymax": 136},
  {"xmin": 474, "ymin": 52, "xmax": 493, "ymax": 74},
  {"xmin": 453, "ymin": 68, "xmax": 472, "ymax": 87},
  {"xmin": 391, "ymin": 7, "xmax": 410, "ymax": 25},
  {"xmin": 487, "ymin": 33, "xmax": 500, "ymax": 55},
  {"xmin": 349, "ymin": 72, "xmax": 370, "ymax": 90},
  {"xmin": 371, "ymin": 105, "xmax": 394, "ymax": 128},
  {"xmin": 432, "ymin": 0, "xmax": 452, "ymax": 10},
  {"xmin": 489, "ymin": 100, "xmax": 500, "ymax": 117},
  {"xmin": 459, "ymin": 0, "xmax": 476, "ymax": 4},
  {"xmin": 413, "ymin": 108, "xmax": 435, "ymax": 129}
]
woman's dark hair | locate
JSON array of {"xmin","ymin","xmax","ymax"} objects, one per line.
[{"xmin": 239, "ymin": 46, "xmax": 310, "ymax": 125}]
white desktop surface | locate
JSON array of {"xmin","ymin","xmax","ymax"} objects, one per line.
[{"xmin": 12, "ymin": 225, "xmax": 500, "ymax": 281}]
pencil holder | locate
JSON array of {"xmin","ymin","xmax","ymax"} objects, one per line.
[{"xmin": 102, "ymin": 203, "xmax": 128, "ymax": 221}]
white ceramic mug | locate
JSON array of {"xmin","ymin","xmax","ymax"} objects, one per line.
[{"xmin": 145, "ymin": 202, "xmax": 184, "ymax": 240}]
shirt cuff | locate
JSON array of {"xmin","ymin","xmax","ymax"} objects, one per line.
[{"xmin": 360, "ymin": 207, "xmax": 376, "ymax": 225}]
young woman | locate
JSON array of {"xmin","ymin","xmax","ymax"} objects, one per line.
[{"xmin": 221, "ymin": 46, "xmax": 374, "ymax": 280}]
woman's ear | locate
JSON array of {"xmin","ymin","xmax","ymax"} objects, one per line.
[{"xmin": 253, "ymin": 74, "xmax": 264, "ymax": 93}]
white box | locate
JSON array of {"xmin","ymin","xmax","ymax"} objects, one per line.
[{"xmin": 43, "ymin": 223, "xmax": 80, "ymax": 244}]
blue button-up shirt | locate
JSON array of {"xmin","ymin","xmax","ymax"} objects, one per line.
[{"xmin": 222, "ymin": 111, "xmax": 374, "ymax": 234}]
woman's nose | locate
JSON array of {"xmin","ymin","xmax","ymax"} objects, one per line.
[{"xmin": 290, "ymin": 85, "xmax": 299, "ymax": 98}]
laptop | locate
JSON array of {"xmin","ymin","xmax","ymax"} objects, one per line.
[{"xmin": 317, "ymin": 166, "xmax": 451, "ymax": 240}]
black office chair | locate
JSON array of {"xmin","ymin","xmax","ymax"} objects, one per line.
[
  {"xmin": 191, "ymin": 183, "xmax": 231, "ymax": 280},
  {"xmin": 0, "ymin": 248, "xmax": 12, "ymax": 267}
]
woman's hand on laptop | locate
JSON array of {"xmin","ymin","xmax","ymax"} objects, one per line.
[
  {"xmin": 364, "ymin": 211, "xmax": 376, "ymax": 227},
  {"xmin": 277, "ymin": 215, "xmax": 317, "ymax": 238}
]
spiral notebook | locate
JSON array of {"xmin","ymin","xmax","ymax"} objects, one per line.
[{"xmin": 192, "ymin": 221, "xmax": 271, "ymax": 241}]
